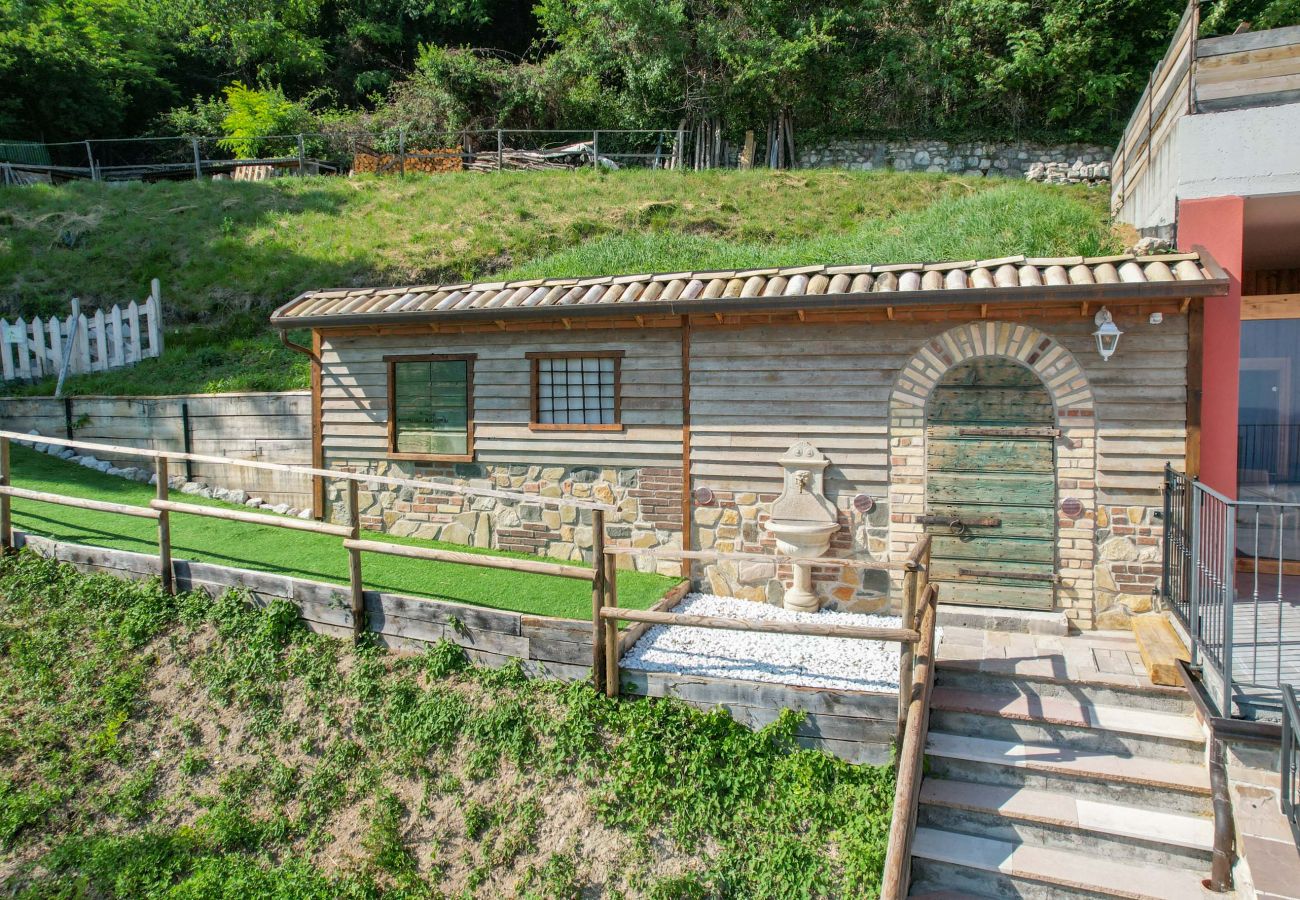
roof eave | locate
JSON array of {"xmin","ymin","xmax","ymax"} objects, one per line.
[{"xmin": 271, "ymin": 278, "xmax": 1231, "ymax": 330}]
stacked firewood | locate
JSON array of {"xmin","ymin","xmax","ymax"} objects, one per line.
[{"xmin": 351, "ymin": 147, "xmax": 463, "ymax": 175}]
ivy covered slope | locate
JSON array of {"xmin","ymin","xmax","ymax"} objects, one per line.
[
  {"xmin": 0, "ymin": 170, "xmax": 1120, "ymax": 396},
  {"xmin": 0, "ymin": 553, "xmax": 894, "ymax": 898}
]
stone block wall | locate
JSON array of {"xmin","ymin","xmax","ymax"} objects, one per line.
[
  {"xmin": 1093, "ymin": 505, "xmax": 1163, "ymax": 629},
  {"xmin": 691, "ymin": 489, "xmax": 893, "ymax": 612},
  {"xmin": 794, "ymin": 140, "xmax": 1112, "ymax": 179},
  {"xmin": 325, "ymin": 460, "xmax": 684, "ymax": 576}
]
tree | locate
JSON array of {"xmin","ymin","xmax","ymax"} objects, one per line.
[{"xmin": 0, "ymin": 0, "xmax": 175, "ymax": 139}]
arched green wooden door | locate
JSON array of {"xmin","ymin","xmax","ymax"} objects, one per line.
[{"xmin": 924, "ymin": 358, "xmax": 1057, "ymax": 609}]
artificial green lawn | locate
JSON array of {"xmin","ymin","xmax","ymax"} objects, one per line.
[{"xmin": 6, "ymin": 445, "xmax": 675, "ymax": 620}]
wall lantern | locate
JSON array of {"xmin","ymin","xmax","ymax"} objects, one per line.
[{"xmin": 1093, "ymin": 307, "xmax": 1123, "ymax": 361}]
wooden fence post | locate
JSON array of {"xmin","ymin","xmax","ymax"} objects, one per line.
[
  {"xmin": 155, "ymin": 456, "xmax": 173, "ymax": 593},
  {"xmin": 1, "ymin": 437, "xmax": 11, "ymax": 554},
  {"xmin": 591, "ymin": 507, "xmax": 607, "ymax": 689},
  {"xmin": 347, "ymin": 479, "xmax": 365, "ymax": 640},
  {"xmin": 897, "ymin": 552, "xmax": 919, "ymax": 745},
  {"xmin": 604, "ymin": 549, "xmax": 620, "ymax": 698},
  {"xmin": 148, "ymin": 279, "xmax": 164, "ymax": 357}
]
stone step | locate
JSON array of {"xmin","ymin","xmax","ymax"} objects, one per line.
[
  {"xmin": 937, "ymin": 604, "xmax": 1069, "ymax": 635},
  {"xmin": 934, "ymin": 665, "xmax": 1195, "ymax": 716},
  {"xmin": 918, "ymin": 778, "xmax": 1213, "ymax": 868},
  {"xmin": 925, "ymin": 731, "xmax": 1212, "ymax": 814},
  {"xmin": 910, "ymin": 827, "xmax": 1218, "ymax": 899},
  {"xmin": 929, "ymin": 687, "xmax": 1205, "ymax": 762}
]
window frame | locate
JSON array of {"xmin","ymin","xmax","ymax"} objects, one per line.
[
  {"xmin": 526, "ymin": 350, "xmax": 624, "ymax": 432},
  {"xmin": 384, "ymin": 352, "xmax": 476, "ymax": 461}
]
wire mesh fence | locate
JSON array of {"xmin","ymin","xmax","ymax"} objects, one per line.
[{"xmin": 0, "ymin": 127, "xmax": 691, "ymax": 185}]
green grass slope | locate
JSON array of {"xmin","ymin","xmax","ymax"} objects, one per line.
[
  {"xmin": 0, "ymin": 553, "xmax": 894, "ymax": 897},
  {"xmin": 0, "ymin": 170, "xmax": 1118, "ymax": 395},
  {"xmin": 7, "ymin": 445, "xmax": 675, "ymax": 619}
]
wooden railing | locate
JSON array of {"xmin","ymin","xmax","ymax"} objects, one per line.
[
  {"xmin": 1111, "ymin": 0, "xmax": 1199, "ymax": 215},
  {"xmin": 881, "ymin": 579, "xmax": 941, "ymax": 900},
  {"xmin": 1112, "ymin": 1, "xmax": 1300, "ymax": 216},
  {"xmin": 593, "ymin": 536, "xmax": 935, "ymax": 736},
  {"xmin": 0, "ymin": 431, "xmax": 614, "ymax": 639}
]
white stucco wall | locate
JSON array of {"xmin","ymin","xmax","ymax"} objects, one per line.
[{"xmin": 1118, "ymin": 103, "xmax": 1300, "ymax": 232}]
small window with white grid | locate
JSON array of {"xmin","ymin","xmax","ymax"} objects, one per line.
[{"xmin": 530, "ymin": 353, "xmax": 621, "ymax": 427}]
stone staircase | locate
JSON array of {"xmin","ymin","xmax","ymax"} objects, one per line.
[{"xmin": 907, "ymin": 660, "xmax": 1227, "ymax": 899}]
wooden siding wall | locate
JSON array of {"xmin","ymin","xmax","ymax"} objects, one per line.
[
  {"xmin": 0, "ymin": 392, "xmax": 312, "ymax": 506},
  {"xmin": 686, "ymin": 316, "xmax": 1187, "ymax": 506},
  {"xmin": 319, "ymin": 329, "xmax": 683, "ymax": 470}
]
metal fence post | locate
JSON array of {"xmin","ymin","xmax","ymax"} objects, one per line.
[
  {"xmin": 497, "ymin": 129, "xmax": 503, "ymax": 170},
  {"xmin": 1222, "ymin": 504, "xmax": 1236, "ymax": 716},
  {"xmin": 180, "ymin": 401, "xmax": 194, "ymax": 482},
  {"xmin": 192, "ymin": 138, "xmax": 202, "ymax": 180},
  {"xmin": 156, "ymin": 456, "xmax": 173, "ymax": 593},
  {"xmin": 592, "ymin": 130, "xmax": 599, "ymax": 168},
  {"xmin": 297, "ymin": 134, "xmax": 306, "ymax": 176},
  {"xmin": 1161, "ymin": 464, "xmax": 1172, "ymax": 606},
  {"xmin": 398, "ymin": 127, "xmax": 407, "ymax": 178},
  {"xmin": 1189, "ymin": 484, "xmax": 1201, "ymax": 667}
]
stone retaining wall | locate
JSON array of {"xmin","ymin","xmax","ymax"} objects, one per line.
[
  {"xmin": 793, "ymin": 139, "xmax": 1112, "ymax": 179},
  {"xmin": 325, "ymin": 460, "xmax": 685, "ymax": 577}
]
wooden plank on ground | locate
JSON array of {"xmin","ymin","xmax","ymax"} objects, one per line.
[{"xmin": 1131, "ymin": 613, "xmax": 1190, "ymax": 687}]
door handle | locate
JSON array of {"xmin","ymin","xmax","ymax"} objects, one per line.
[{"xmin": 918, "ymin": 515, "xmax": 1001, "ymax": 528}]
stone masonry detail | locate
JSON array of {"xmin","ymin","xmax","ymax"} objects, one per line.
[
  {"xmin": 889, "ymin": 321, "xmax": 1101, "ymax": 628},
  {"xmin": 325, "ymin": 460, "xmax": 684, "ymax": 576}
]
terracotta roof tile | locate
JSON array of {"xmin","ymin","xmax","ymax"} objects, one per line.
[{"xmin": 271, "ymin": 253, "xmax": 1223, "ymax": 325}]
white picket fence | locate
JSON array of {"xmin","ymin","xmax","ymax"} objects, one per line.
[{"xmin": 0, "ymin": 280, "xmax": 163, "ymax": 384}]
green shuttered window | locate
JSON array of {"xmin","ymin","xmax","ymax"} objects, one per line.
[{"xmin": 386, "ymin": 354, "xmax": 474, "ymax": 459}]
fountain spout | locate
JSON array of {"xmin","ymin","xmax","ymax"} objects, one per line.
[{"xmin": 766, "ymin": 441, "xmax": 840, "ymax": 612}]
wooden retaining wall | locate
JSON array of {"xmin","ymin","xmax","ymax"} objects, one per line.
[
  {"xmin": 0, "ymin": 392, "xmax": 311, "ymax": 507},
  {"xmin": 11, "ymin": 530, "xmax": 894, "ymax": 764}
]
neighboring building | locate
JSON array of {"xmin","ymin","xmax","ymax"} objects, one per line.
[
  {"xmin": 1111, "ymin": 3, "xmax": 1300, "ymax": 501},
  {"xmin": 272, "ymin": 256, "xmax": 1226, "ymax": 631}
]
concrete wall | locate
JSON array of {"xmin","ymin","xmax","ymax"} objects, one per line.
[
  {"xmin": 0, "ymin": 391, "xmax": 312, "ymax": 507},
  {"xmin": 1119, "ymin": 104, "xmax": 1300, "ymax": 232}
]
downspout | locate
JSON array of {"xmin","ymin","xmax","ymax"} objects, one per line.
[
  {"xmin": 278, "ymin": 330, "xmax": 324, "ymax": 518},
  {"xmin": 278, "ymin": 329, "xmax": 316, "ymax": 361},
  {"xmin": 1175, "ymin": 659, "xmax": 1284, "ymax": 893},
  {"xmin": 1206, "ymin": 735, "xmax": 1235, "ymax": 893}
]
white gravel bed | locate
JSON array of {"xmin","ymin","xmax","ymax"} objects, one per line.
[{"xmin": 621, "ymin": 593, "xmax": 940, "ymax": 693}]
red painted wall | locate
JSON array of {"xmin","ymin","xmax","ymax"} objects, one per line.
[{"xmin": 1177, "ymin": 196, "xmax": 1244, "ymax": 497}]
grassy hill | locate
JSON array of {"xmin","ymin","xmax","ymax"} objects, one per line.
[
  {"xmin": 0, "ymin": 171, "xmax": 1121, "ymax": 396},
  {"xmin": 0, "ymin": 552, "xmax": 894, "ymax": 897}
]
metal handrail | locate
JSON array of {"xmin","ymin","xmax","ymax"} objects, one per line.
[
  {"xmin": 1162, "ymin": 465, "xmax": 1300, "ymax": 718},
  {"xmin": 1283, "ymin": 684, "xmax": 1300, "ymax": 846}
]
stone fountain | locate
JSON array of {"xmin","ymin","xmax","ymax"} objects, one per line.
[{"xmin": 766, "ymin": 441, "xmax": 840, "ymax": 612}]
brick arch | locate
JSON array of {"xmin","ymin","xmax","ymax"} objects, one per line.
[
  {"xmin": 891, "ymin": 321, "xmax": 1094, "ymax": 415},
  {"xmin": 886, "ymin": 321, "xmax": 1099, "ymax": 627}
]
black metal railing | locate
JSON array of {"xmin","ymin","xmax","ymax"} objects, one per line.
[
  {"xmin": 1162, "ymin": 465, "xmax": 1300, "ymax": 719},
  {"xmin": 1283, "ymin": 684, "xmax": 1299, "ymax": 845}
]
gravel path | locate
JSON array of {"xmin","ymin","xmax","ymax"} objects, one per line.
[{"xmin": 621, "ymin": 594, "xmax": 939, "ymax": 693}]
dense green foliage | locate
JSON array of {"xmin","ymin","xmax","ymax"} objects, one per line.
[
  {"xmin": 0, "ymin": 551, "xmax": 895, "ymax": 896},
  {"xmin": 2, "ymin": 0, "xmax": 1297, "ymax": 144},
  {"xmin": 5, "ymin": 444, "xmax": 676, "ymax": 618}
]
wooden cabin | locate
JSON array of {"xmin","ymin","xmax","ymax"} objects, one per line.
[{"xmin": 271, "ymin": 254, "xmax": 1228, "ymax": 630}]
